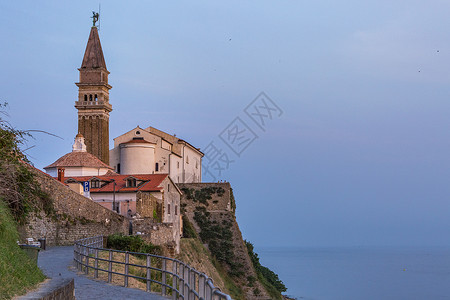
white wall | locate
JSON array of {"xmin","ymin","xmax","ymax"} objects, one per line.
[
  {"xmin": 120, "ymin": 143, "xmax": 156, "ymax": 174},
  {"xmin": 46, "ymin": 166, "xmax": 111, "ymax": 177}
]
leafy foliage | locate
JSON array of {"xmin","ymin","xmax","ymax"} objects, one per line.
[
  {"xmin": 182, "ymin": 215, "xmax": 197, "ymax": 238},
  {"xmin": 0, "ymin": 198, "xmax": 45, "ymax": 299},
  {"xmin": 193, "ymin": 206, "xmax": 243, "ymax": 277},
  {"xmin": 181, "ymin": 187, "xmax": 225, "ymax": 205},
  {"xmin": 0, "ymin": 103, "xmax": 53, "ymax": 223},
  {"xmin": 245, "ymin": 240, "xmax": 287, "ymax": 298},
  {"xmin": 106, "ymin": 233, "xmax": 162, "ymax": 256}
]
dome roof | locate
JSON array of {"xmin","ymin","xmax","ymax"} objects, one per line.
[{"xmin": 44, "ymin": 151, "xmax": 113, "ymax": 170}]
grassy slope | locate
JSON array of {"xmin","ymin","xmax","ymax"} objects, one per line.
[
  {"xmin": 0, "ymin": 199, "xmax": 45, "ymax": 300},
  {"xmin": 177, "ymin": 238, "xmax": 244, "ymax": 300}
]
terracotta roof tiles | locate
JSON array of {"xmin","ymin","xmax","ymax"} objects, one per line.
[
  {"xmin": 44, "ymin": 151, "xmax": 113, "ymax": 170},
  {"xmin": 64, "ymin": 174, "xmax": 168, "ymax": 193}
]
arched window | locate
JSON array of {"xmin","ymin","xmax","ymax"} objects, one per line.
[
  {"xmin": 89, "ymin": 94, "xmax": 92, "ymax": 101},
  {"xmin": 95, "ymin": 94, "xmax": 98, "ymax": 101},
  {"xmin": 84, "ymin": 95, "xmax": 87, "ymax": 101}
]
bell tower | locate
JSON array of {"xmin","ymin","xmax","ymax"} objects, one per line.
[{"xmin": 75, "ymin": 19, "xmax": 112, "ymax": 165}]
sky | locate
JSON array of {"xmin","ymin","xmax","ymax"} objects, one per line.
[{"xmin": 1, "ymin": 1, "xmax": 450, "ymax": 248}]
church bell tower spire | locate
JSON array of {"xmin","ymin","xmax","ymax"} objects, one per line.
[{"xmin": 75, "ymin": 14, "xmax": 112, "ymax": 165}]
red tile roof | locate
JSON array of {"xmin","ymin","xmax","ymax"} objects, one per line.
[
  {"xmin": 64, "ymin": 174, "xmax": 168, "ymax": 193},
  {"xmin": 44, "ymin": 151, "xmax": 113, "ymax": 170}
]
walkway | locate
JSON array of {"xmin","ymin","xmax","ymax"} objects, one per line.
[{"xmin": 37, "ymin": 246, "xmax": 167, "ymax": 300}]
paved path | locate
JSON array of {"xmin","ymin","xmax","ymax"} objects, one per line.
[{"xmin": 37, "ymin": 246, "xmax": 167, "ymax": 300}]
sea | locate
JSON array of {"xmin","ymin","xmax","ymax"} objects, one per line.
[{"xmin": 257, "ymin": 246, "xmax": 450, "ymax": 300}]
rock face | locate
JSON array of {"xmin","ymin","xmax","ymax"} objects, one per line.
[
  {"xmin": 177, "ymin": 183, "xmax": 273, "ymax": 300},
  {"xmin": 18, "ymin": 166, "xmax": 127, "ymax": 245}
]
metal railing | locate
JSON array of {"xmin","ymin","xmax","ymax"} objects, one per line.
[{"xmin": 73, "ymin": 236, "xmax": 232, "ymax": 300}]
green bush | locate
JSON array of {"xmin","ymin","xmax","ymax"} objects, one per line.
[
  {"xmin": 193, "ymin": 207, "xmax": 241, "ymax": 276},
  {"xmin": 180, "ymin": 187, "xmax": 226, "ymax": 206},
  {"xmin": 0, "ymin": 199, "xmax": 45, "ymax": 299},
  {"xmin": 245, "ymin": 240, "xmax": 286, "ymax": 299},
  {"xmin": 106, "ymin": 234, "xmax": 162, "ymax": 255},
  {"xmin": 182, "ymin": 215, "xmax": 197, "ymax": 238}
]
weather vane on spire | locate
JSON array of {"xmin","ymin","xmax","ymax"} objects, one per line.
[{"xmin": 91, "ymin": 11, "xmax": 99, "ymax": 27}]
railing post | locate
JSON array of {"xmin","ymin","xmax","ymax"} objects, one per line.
[
  {"xmin": 108, "ymin": 250, "xmax": 112, "ymax": 283},
  {"xmin": 124, "ymin": 251, "xmax": 129, "ymax": 287},
  {"xmin": 205, "ymin": 279, "xmax": 212, "ymax": 300},
  {"xmin": 199, "ymin": 274, "xmax": 205, "ymax": 299},
  {"xmin": 184, "ymin": 266, "xmax": 190, "ymax": 300},
  {"xmin": 179, "ymin": 264, "xmax": 185, "ymax": 299},
  {"xmin": 190, "ymin": 272, "xmax": 196, "ymax": 299},
  {"xmin": 94, "ymin": 248, "xmax": 99, "ymax": 278},
  {"xmin": 162, "ymin": 259, "xmax": 167, "ymax": 296},
  {"xmin": 172, "ymin": 261, "xmax": 178, "ymax": 300},
  {"xmin": 146, "ymin": 255, "xmax": 152, "ymax": 292},
  {"xmin": 85, "ymin": 248, "xmax": 89, "ymax": 275}
]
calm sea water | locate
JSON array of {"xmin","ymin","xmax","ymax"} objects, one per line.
[{"xmin": 257, "ymin": 247, "xmax": 450, "ymax": 300}]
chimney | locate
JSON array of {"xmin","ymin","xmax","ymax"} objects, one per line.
[{"xmin": 57, "ymin": 168, "xmax": 65, "ymax": 183}]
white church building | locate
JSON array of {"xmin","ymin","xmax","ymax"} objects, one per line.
[{"xmin": 110, "ymin": 126, "xmax": 203, "ymax": 183}]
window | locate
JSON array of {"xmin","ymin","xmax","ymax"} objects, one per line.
[
  {"xmin": 168, "ymin": 204, "xmax": 171, "ymax": 215},
  {"xmin": 84, "ymin": 95, "xmax": 87, "ymax": 101},
  {"xmin": 91, "ymin": 180, "xmax": 100, "ymax": 188},
  {"xmin": 186, "ymin": 156, "xmax": 189, "ymax": 164},
  {"xmin": 177, "ymin": 161, "xmax": 180, "ymax": 169},
  {"xmin": 89, "ymin": 94, "xmax": 92, "ymax": 101},
  {"xmin": 155, "ymin": 163, "xmax": 159, "ymax": 172},
  {"xmin": 196, "ymin": 160, "xmax": 198, "ymax": 169},
  {"xmin": 117, "ymin": 163, "xmax": 121, "ymax": 174},
  {"xmin": 136, "ymin": 131, "xmax": 140, "ymax": 135},
  {"xmin": 127, "ymin": 178, "xmax": 136, "ymax": 187},
  {"xmin": 175, "ymin": 205, "xmax": 178, "ymax": 215},
  {"xmin": 168, "ymin": 184, "xmax": 170, "ymax": 192},
  {"xmin": 95, "ymin": 94, "xmax": 98, "ymax": 101}
]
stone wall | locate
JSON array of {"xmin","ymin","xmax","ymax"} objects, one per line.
[
  {"xmin": 178, "ymin": 182, "xmax": 271, "ymax": 300},
  {"xmin": 18, "ymin": 278, "xmax": 75, "ymax": 300},
  {"xmin": 132, "ymin": 218, "xmax": 179, "ymax": 255},
  {"xmin": 18, "ymin": 167, "xmax": 128, "ymax": 246},
  {"xmin": 136, "ymin": 191, "xmax": 160, "ymax": 219},
  {"xmin": 177, "ymin": 182, "xmax": 233, "ymax": 213}
]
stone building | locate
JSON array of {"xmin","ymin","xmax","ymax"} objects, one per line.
[
  {"xmin": 110, "ymin": 126, "xmax": 204, "ymax": 183},
  {"xmin": 64, "ymin": 173, "xmax": 182, "ymax": 252}
]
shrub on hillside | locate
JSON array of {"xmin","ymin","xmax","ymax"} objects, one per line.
[
  {"xmin": 106, "ymin": 234, "xmax": 162, "ymax": 255},
  {"xmin": 245, "ymin": 240, "xmax": 286, "ymax": 298},
  {"xmin": 0, "ymin": 199, "xmax": 45, "ymax": 299}
]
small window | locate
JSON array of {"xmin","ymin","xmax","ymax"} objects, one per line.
[
  {"xmin": 84, "ymin": 95, "xmax": 87, "ymax": 101},
  {"xmin": 136, "ymin": 131, "xmax": 140, "ymax": 135},
  {"xmin": 89, "ymin": 94, "xmax": 92, "ymax": 101},
  {"xmin": 95, "ymin": 94, "xmax": 98, "ymax": 101},
  {"xmin": 168, "ymin": 204, "xmax": 171, "ymax": 215},
  {"xmin": 177, "ymin": 161, "xmax": 180, "ymax": 169},
  {"xmin": 91, "ymin": 180, "xmax": 100, "ymax": 188},
  {"xmin": 155, "ymin": 163, "xmax": 159, "ymax": 172},
  {"xmin": 168, "ymin": 184, "xmax": 170, "ymax": 192},
  {"xmin": 127, "ymin": 178, "xmax": 136, "ymax": 187},
  {"xmin": 175, "ymin": 205, "xmax": 178, "ymax": 215},
  {"xmin": 196, "ymin": 160, "xmax": 198, "ymax": 169},
  {"xmin": 117, "ymin": 163, "xmax": 121, "ymax": 174},
  {"xmin": 186, "ymin": 156, "xmax": 189, "ymax": 164}
]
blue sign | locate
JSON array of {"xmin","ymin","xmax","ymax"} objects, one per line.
[{"xmin": 83, "ymin": 181, "xmax": 90, "ymax": 192}]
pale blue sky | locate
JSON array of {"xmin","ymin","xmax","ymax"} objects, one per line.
[{"xmin": 2, "ymin": 1, "xmax": 450, "ymax": 248}]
